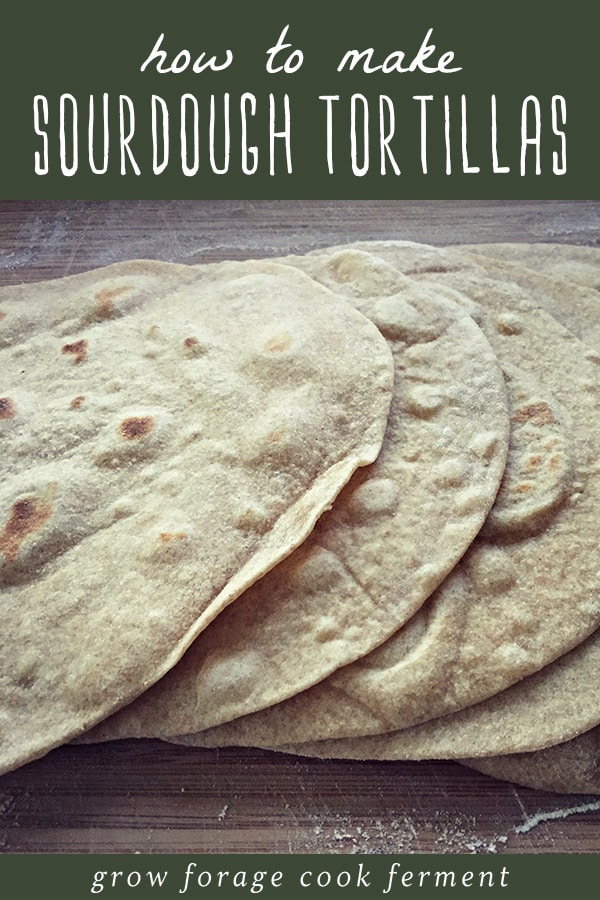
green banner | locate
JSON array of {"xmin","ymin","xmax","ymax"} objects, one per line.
[
  {"xmin": 0, "ymin": 853, "xmax": 599, "ymax": 898},
  {"xmin": 1, "ymin": 0, "xmax": 597, "ymax": 198}
]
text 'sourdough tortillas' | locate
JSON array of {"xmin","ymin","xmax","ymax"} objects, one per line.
[
  {"xmin": 0, "ymin": 258, "xmax": 395, "ymax": 774},
  {"xmin": 78, "ymin": 251, "xmax": 508, "ymax": 743}
]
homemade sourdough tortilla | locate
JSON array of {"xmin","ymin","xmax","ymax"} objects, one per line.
[
  {"xmin": 77, "ymin": 251, "xmax": 509, "ymax": 743},
  {"xmin": 418, "ymin": 250, "xmax": 600, "ymax": 353},
  {"xmin": 303, "ymin": 240, "xmax": 600, "ymax": 351},
  {"xmin": 257, "ymin": 631, "xmax": 600, "ymax": 763},
  {"xmin": 174, "ymin": 254, "xmax": 600, "ymax": 750},
  {"xmin": 459, "ymin": 242, "xmax": 600, "ymax": 291},
  {"xmin": 463, "ymin": 727, "xmax": 600, "ymax": 795},
  {"xmin": 0, "ymin": 258, "xmax": 395, "ymax": 775}
]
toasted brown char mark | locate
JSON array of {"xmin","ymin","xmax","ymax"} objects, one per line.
[
  {"xmin": 548, "ymin": 454, "xmax": 562, "ymax": 471},
  {"xmin": 119, "ymin": 415, "xmax": 155, "ymax": 440},
  {"xmin": 0, "ymin": 497, "xmax": 53, "ymax": 563},
  {"xmin": 263, "ymin": 333, "xmax": 292, "ymax": 352},
  {"xmin": 62, "ymin": 339, "xmax": 88, "ymax": 365},
  {"xmin": 0, "ymin": 397, "xmax": 15, "ymax": 419},
  {"xmin": 512, "ymin": 401, "xmax": 555, "ymax": 426},
  {"xmin": 266, "ymin": 429, "xmax": 285, "ymax": 444},
  {"xmin": 0, "ymin": 310, "xmax": 5, "ymax": 321},
  {"xmin": 183, "ymin": 336, "xmax": 208, "ymax": 358},
  {"xmin": 94, "ymin": 285, "xmax": 130, "ymax": 318},
  {"xmin": 159, "ymin": 531, "xmax": 186, "ymax": 543},
  {"xmin": 70, "ymin": 395, "xmax": 85, "ymax": 409}
]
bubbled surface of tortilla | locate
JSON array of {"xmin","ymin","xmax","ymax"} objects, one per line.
[
  {"xmin": 173, "ymin": 252, "xmax": 600, "ymax": 750},
  {"xmin": 78, "ymin": 250, "xmax": 509, "ymax": 743},
  {"xmin": 263, "ymin": 630, "xmax": 600, "ymax": 765},
  {"xmin": 0, "ymin": 258, "xmax": 395, "ymax": 774},
  {"xmin": 459, "ymin": 242, "xmax": 600, "ymax": 291}
]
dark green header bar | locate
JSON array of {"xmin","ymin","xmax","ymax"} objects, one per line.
[{"xmin": 1, "ymin": 0, "xmax": 597, "ymax": 198}]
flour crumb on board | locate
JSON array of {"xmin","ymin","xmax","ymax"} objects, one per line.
[
  {"xmin": 300, "ymin": 810, "xmax": 505, "ymax": 854},
  {"xmin": 218, "ymin": 804, "xmax": 229, "ymax": 821},
  {"xmin": 303, "ymin": 813, "xmax": 420, "ymax": 853},
  {"xmin": 515, "ymin": 800, "xmax": 600, "ymax": 835},
  {"xmin": 464, "ymin": 835, "xmax": 508, "ymax": 854},
  {"xmin": 429, "ymin": 811, "xmax": 507, "ymax": 854}
]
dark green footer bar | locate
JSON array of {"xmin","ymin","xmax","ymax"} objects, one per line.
[{"xmin": 0, "ymin": 854, "xmax": 596, "ymax": 900}]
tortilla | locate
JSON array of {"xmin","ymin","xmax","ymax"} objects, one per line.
[
  {"xmin": 173, "ymin": 252, "xmax": 600, "ymax": 749},
  {"xmin": 416, "ymin": 250, "xmax": 600, "ymax": 353},
  {"xmin": 0, "ymin": 257, "xmax": 395, "ymax": 774},
  {"xmin": 458, "ymin": 242, "xmax": 600, "ymax": 291},
  {"xmin": 302, "ymin": 240, "xmax": 600, "ymax": 351},
  {"xmin": 462, "ymin": 727, "xmax": 600, "ymax": 795},
  {"xmin": 77, "ymin": 251, "xmax": 508, "ymax": 743},
  {"xmin": 257, "ymin": 630, "xmax": 600, "ymax": 763}
]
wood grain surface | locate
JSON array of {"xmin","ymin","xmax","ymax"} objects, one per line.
[{"xmin": 1, "ymin": 200, "xmax": 600, "ymax": 855}]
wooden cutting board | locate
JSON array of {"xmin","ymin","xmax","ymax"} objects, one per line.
[{"xmin": 1, "ymin": 200, "xmax": 600, "ymax": 854}]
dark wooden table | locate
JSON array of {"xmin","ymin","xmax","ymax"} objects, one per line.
[{"xmin": 1, "ymin": 200, "xmax": 600, "ymax": 854}]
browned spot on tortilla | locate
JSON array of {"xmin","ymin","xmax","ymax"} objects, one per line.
[
  {"xmin": 0, "ymin": 397, "xmax": 15, "ymax": 419},
  {"xmin": 62, "ymin": 339, "xmax": 88, "ymax": 365},
  {"xmin": 526, "ymin": 454, "xmax": 543, "ymax": 470},
  {"xmin": 266, "ymin": 429, "xmax": 285, "ymax": 444},
  {"xmin": 119, "ymin": 415, "xmax": 155, "ymax": 440},
  {"xmin": 516, "ymin": 483, "xmax": 532, "ymax": 494},
  {"xmin": 512, "ymin": 401, "xmax": 555, "ymax": 426},
  {"xmin": 94, "ymin": 285, "xmax": 130, "ymax": 318},
  {"xmin": 0, "ymin": 310, "xmax": 5, "ymax": 321},
  {"xmin": 159, "ymin": 531, "xmax": 186, "ymax": 543},
  {"xmin": 264, "ymin": 333, "xmax": 292, "ymax": 353},
  {"xmin": 183, "ymin": 336, "xmax": 206, "ymax": 358},
  {"xmin": 0, "ymin": 497, "xmax": 53, "ymax": 563},
  {"xmin": 70, "ymin": 395, "xmax": 85, "ymax": 410}
]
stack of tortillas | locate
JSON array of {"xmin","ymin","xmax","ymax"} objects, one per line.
[{"xmin": 2, "ymin": 242, "xmax": 600, "ymax": 795}]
